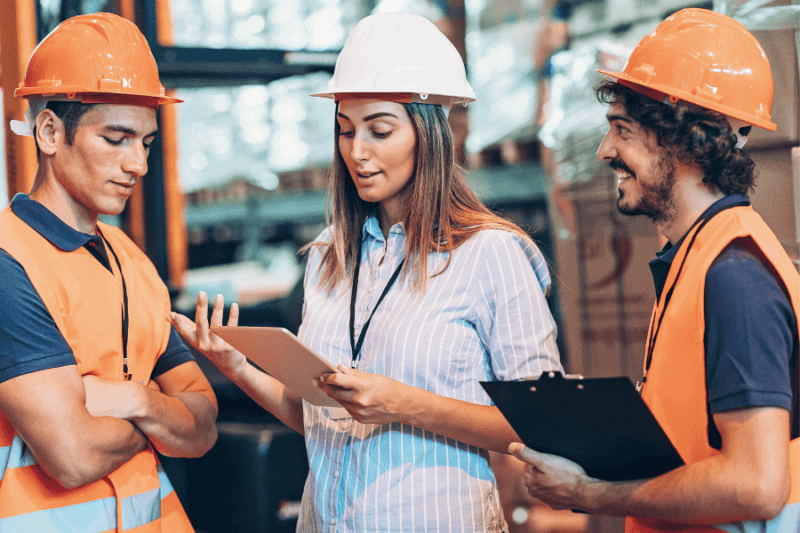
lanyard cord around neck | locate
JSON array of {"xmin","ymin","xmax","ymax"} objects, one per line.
[
  {"xmin": 639, "ymin": 199, "xmax": 749, "ymax": 392},
  {"xmin": 96, "ymin": 228, "xmax": 131, "ymax": 380},
  {"xmin": 349, "ymin": 235, "xmax": 405, "ymax": 369}
]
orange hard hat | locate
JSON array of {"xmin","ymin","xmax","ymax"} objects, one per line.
[
  {"xmin": 15, "ymin": 12, "xmax": 180, "ymax": 107},
  {"xmin": 597, "ymin": 8, "xmax": 775, "ymax": 131}
]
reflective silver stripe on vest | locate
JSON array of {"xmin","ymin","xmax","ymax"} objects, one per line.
[
  {"xmin": 0, "ymin": 435, "xmax": 39, "ymax": 480},
  {"xmin": 122, "ymin": 487, "xmax": 161, "ymax": 530},
  {"xmin": 157, "ymin": 462, "xmax": 175, "ymax": 498},
  {"xmin": 0, "ymin": 442, "xmax": 176, "ymax": 532},
  {"xmin": 0, "ymin": 496, "xmax": 116, "ymax": 533},
  {"xmin": 715, "ymin": 500, "xmax": 800, "ymax": 533}
]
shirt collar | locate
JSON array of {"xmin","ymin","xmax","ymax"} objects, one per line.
[
  {"xmin": 652, "ymin": 193, "xmax": 750, "ymax": 266},
  {"xmin": 362, "ymin": 210, "xmax": 405, "ymax": 243},
  {"xmin": 10, "ymin": 193, "xmax": 102, "ymax": 252}
]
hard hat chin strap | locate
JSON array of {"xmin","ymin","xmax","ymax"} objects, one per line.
[{"xmin": 727, "ymin": 117, "xmax": 751, "ymax": 149}]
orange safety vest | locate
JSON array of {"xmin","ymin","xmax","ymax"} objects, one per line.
[
  {"xmin": 0, "ymin": 207, "xmax": 194, "ymax": 532},
  {"xmin": 628, "ymin": 206, "xmax": 800, "ymax": 533}
]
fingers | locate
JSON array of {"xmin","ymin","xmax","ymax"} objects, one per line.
[
  {"xmin": 321, "ymin": 367, "xmax": 357, "ymax": 389},
  {"xmin": 194, "ymin": 291, "xmax": 210, "ymax": 342},
  {"xmin": 169, "ymin": 312, "xmax": 197, "ymax": 343},
  {"xmin": 209, "ymin": 294, "xmax": 226, "ymax": 328},
  {"xmin": 508, "ymin": 442, "xmax": 525, "ymax": 456},
  {"xmin": 509, "ymin": 443, "xmax": 544, "ymax": 466},
  {"xmin": 227, "ymin": 302, "xmax": 239, "ymax": 327}
]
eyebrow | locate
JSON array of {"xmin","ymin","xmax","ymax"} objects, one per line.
[
  {"xmin": 337, "ymin": 111, "xmax": 399, "ymax": 122},
  {"xmin": 102, "ymin": 124, "xmax": 159, "ymax": 138},
  {"xmin": 606, "ymin": 113, "xmax": 635, "ymax": 124}
]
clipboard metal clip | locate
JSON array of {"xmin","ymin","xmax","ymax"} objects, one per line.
[{"xmin": 524, "ymin": 371, "xmax": 585, "ymax": 381}]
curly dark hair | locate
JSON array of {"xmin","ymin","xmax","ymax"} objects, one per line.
[{"xmin": 595, "ymin": 80, "xmax": 756, "ymax": 195}]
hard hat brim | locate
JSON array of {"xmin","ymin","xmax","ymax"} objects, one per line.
[
  {"xmin": 15, "ymin": 87, "xmax": 182, "ymax": 107},
  {"xmin": 595, "ymin": 69, "xmax": 777, "ymax": 132}
]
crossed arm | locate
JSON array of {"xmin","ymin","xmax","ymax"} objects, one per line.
[
  {"xmin": 0, "ymin": 360, "xmax": 218, "ymax": 489},
  {"xmin": 510, "ymin": 405, "xmax": 791, "ymax": 523}
]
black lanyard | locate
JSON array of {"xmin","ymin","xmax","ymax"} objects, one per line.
[
  {"xmin": 96, "ymin": 228, "xmax": 131, "ymax": 380},
  {"xmin": 349, "ymin": 236, "xmax": 404, "ymax": 368},
  {"xmin": 639, "ymin": 199, "xmax": 749, "ymax": 392}
]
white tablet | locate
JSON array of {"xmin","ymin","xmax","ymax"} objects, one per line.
[{"xmin": 210, "ymin": 326, "xmax": 341, "ymax": 407}]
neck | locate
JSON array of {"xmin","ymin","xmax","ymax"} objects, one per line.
[
  {"xmin": 29, "ymin": 168, "xmax": 98, "ymax": 234},
  {"xmin": 657, "ymin": 173, "xmax": 725, "ymax": 244},
  {"xmin": 378, "ymin": 201, "xmax": 403, "ymax": 240}
]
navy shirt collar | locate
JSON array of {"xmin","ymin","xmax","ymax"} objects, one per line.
[
  {"xmin": 648, "ymin": 193, "xmax": 750, "ymax": 300},
  {"xmin": 10, "ymin": 193, "xmax": 104, "ymax": 252}
]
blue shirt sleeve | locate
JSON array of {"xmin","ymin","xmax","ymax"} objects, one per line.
[
  {"xmin": 0, "ymin": 250, "xmax": 76, "ymax": 383},
  {"xmin": 704, "ymin": 243, "xmax": 795, "ymax": 415},
  {"xmin": 152, "ymin": 327, "xmax": 195, "ymax": 377},
  {"xmin": 0, "ymin": 249, "xmax": 194, "ymax": 382}
]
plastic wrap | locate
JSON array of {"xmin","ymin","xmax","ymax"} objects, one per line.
[
  {"xmin": 537, "ymin": 42, "xmax": 630, "ymax": 187},
  {"xmin": 465, "ymin": 18, "xmax": 542, "ymax": 153}
]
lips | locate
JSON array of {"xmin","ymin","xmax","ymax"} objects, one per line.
[
  {"xmin": 111, "ymin": 181, "xmax": 136, "ymax": 192},
  {"xmin": 355, "ymin": 170, "xmax": 380, "ymax": 179},
  {"xmin": 610, "ymin": 160, "xmax": 634, "ymax": 181}
]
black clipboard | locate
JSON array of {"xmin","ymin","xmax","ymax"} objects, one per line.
[{"xmin": 481, "ymin": 372, "xmax": 684, "ymax": 481}]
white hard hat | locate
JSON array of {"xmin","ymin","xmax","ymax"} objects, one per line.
[{"xmin": 311, "ymin": 12, "xmax": 475, "ymax": 107}]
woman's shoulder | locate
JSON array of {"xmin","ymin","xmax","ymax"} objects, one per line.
[
  {"xmin": 459, "ymin": 228, "xmax": 551, "ymax": 291},
  {"xmin": 460, "ymin": 227, "xmax": 536, "ymax": 254}
]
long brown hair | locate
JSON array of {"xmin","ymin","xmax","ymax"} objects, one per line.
[{"xmin": 304, "ymin": 101, "xmax": 542, "ymax": 293}]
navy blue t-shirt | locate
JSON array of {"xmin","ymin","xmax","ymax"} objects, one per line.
[
  {"xmin": 0, "ymin": 194, "xmax": 194, "ymax": 384},
  {"xmin": 648, "ymin": 195, "xmax": 796, "ymax": 436}
]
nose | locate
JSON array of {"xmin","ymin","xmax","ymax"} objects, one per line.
[
  {"xmin": 596, "ymin": 129, "xmax": 615, "ymax": 162},
  {"xmin": 350, "ymin": 132, "xmax": 369, "ymax": 162},
  {"xmin": 122, "ymin": 142, "xmax": 149, "ymax": 177}
]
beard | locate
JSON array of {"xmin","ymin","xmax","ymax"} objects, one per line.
[{"xmin": 613, "ymin": 154, "xmax": 676, "ymax": 225}]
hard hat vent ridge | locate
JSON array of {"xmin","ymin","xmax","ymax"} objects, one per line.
[
  {"xmin": 15, "ymin": 12, "xmax": 181, "ymax": 107},
  {"xmin": 312, "ymin": 12, "xmax": 475, "ymax": 107},
  {"xmin": 596, "ymin": 8, "xmax": 775, "ymax": 131}
]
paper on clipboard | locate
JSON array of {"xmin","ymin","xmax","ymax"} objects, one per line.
[
  {"xmin": 211, "ymin": 326, "xmax": 341, "ymax": 407},
  {"xmin": 481, "ymin": 372, "xmax": 684, "ymax": 481}
]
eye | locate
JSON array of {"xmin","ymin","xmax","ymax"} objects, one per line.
[
  {"xmin": 104, "ymin": 137, "xmax": 124, "ymax": 146},
  {"xmin": 372, "ymin": 130, "xmax": 392, "ymax": 139},
  {"xmin": 338, "ymin": 130, "xmax": 354, "ymax": 138}
]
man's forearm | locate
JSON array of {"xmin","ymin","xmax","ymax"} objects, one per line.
[
  {"xmin": 514, "ymin": 407, "xmax": 791, "ymax": 523},
  {"xmin": 41, "ymin": 416, "xmax": 148, "ymax": 489},
  {"xmin": 582, "ymin": 453, "xmax": 787, "ymax": 523},
  {"xmin": 128, "ymin": 385, "xmax": 218, "ymax": 458}
]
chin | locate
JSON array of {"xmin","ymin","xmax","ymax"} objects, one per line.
[{"xmin": 100, "ymin": 201, "xmax": 129, "ymax": 217}]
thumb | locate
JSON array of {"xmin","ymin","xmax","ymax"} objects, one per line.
[{"xmin": 509, "ymin": 443, "xmax": 544, "ymax": 465}]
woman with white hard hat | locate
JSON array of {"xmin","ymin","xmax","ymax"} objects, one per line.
[{"xmin": 173, "ymin": 12, "xmax": 561, "ymax": 532}]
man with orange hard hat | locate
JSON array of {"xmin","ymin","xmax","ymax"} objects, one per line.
[
  {"xmin": 511, "ymin": 8, "xmax": 799, "ymax": 532},
  {"xmin": 0, "ymin": 13, "xmax": 217, "ymax": 532}
]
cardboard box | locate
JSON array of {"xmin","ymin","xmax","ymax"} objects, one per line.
[
  {"xmin": 749, "ymin": 146, "xmax": 800, "ymax": 268},
  {"xmin": 548, "ymin": 165, "xmax": 662, "ymax": 382}
]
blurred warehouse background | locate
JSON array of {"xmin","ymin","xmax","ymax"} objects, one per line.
[{"xmin": 2, "ymin": 0, "xmax": 799, "ymax": 532}]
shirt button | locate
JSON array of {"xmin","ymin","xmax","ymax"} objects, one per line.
[
  {"xmin": 333, "ymin": 471, "xmax": 340, "ymax": 478},
  {"xmin": 341, "ymin": 421, "xmax": 350, "ymax": 431}
]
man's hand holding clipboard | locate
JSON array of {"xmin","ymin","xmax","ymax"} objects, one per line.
[{"xmin": 481, "ymin": 372, "xmax": 684, "ymax": 512}]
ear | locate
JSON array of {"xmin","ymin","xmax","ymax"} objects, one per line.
[{"xmin": 34, "ymin": 108, "xmax": 63, "ymax": 156}]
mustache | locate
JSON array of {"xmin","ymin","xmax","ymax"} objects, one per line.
[{"xmin": 609, "ymin": 158, "xmax": 634, "ymax": 176}]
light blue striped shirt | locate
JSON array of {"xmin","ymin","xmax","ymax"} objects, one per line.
[{"xmin": 296, "ymin": 214, "xmax": 561, "ymax": 532}]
